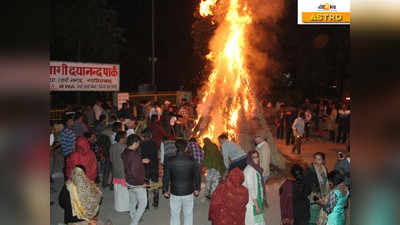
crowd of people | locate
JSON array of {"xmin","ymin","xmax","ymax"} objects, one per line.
[
  {"xmin": 50, "ymin": 98, "xmax": 350, "ymax": 225},
  {"xmin": 272, "ymin": 98, "xmax": 351, "ymax": 154},
  {"xmin": 279, "ymin": 152, "xmax": 350, "ymax": 225}
]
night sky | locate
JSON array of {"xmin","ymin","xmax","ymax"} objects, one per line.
[
  {"xmin": 110, "ymin": 0, "xmax": 200, "ymax": 91},
  {"xmin": 50, "ymin": 0, "xmax": 349, "ymax": 106},
  {"xmin": 110, "ymin": 0, "xmax": 349, "ymax": 94}
]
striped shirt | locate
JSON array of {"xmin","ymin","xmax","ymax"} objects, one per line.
[
  {"xmin": 60, "ymin": 127, "xmax": 76, "ymax": 156},
  {"xmin": 188, "ymin": 141, "xmax": 203, "ymax": 165}
]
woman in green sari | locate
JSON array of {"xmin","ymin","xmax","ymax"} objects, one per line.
[{"xmin": 202, "ymin": 138, "xmax": 226, "ymax": 199}]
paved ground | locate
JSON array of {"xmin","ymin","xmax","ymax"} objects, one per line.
[
  {"xmin": 50, "ymin": 137, "xmax": 346, "ymax": 225},
  {"xmin": 275, "ymin": 137, "xmax": 347, "ymax": 171}
]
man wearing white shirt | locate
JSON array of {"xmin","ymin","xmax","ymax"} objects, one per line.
[
  {"xmin": 126, "ymin": 120, "xmax": 136, "ymax": 136},
  {"xmin": 254, "ymin": 135, "xmax": 271, "ymax": 183},
  {"xmin": 292, "ymin": 112, "xmax": 305, "ymax": 154},
  {"xmin": 170, "ymin": 115, "xmax": 177, "ymax": 136},
  {"xmin": 149, "ymin": 102, "xmax": 162, "ymax": 120},
  {"xmin": 93, "ymin": 100, "xmax": 105, "ymax": 121}
]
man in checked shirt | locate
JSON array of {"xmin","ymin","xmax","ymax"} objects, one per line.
[{"xmin": 187, "ymin": 138, "xmax": 204, "ymax": 165}]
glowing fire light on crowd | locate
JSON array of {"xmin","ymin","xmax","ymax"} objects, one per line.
[{"xmin": 195, "ymin": 0, "xmax": 256, "ymax": 144}]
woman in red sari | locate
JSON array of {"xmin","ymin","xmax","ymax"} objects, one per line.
[{"xmin": 209, "ymin": 168, "xmax": 249, "ymax": 225}]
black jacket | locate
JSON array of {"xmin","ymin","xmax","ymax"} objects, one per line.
[
  {"xmin": 141, "ymin": 139, "xmax": 159, "ymax": 182},
  {"xmin": 285, "ymin": 110, "xmax": 297, "ymax": 131},
  {"xmin": 293, "ymin": 177, "xmax": 312, "ymax": 224},
  {"xmin": 96, "ymin": 133, "xmax": 111, "ymax": 161},
  {"xmin": 162, "ymin": 151, "xmax": 201, "ymax": 196},
  {"xmin": 304, "ymin": 165, "xmax": 325, "ymax": 194}
]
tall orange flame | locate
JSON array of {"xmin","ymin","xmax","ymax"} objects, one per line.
[{"xmin": 195, "ymin": 0, "xmax": 256, "ymax": 144}]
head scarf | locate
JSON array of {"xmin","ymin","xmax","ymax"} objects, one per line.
[
  {"xmin": 66, "ymin": 166, "xmax": 102, "ymax": 221},
  {"xmin": 75, "ymin": 137, "xmax": 91, "ymax": 154},
  {"xmin": 246, "ymin": 150, "xmax": 267, "ymax": 202},
  {"xmin": 246, "ymin": 150, "xmax": 264, "ymax": 176},
  {"xmin": 209, "ymin": 168, "xmax": 248, "ymax": 225},
  {"xmin": 202, "ymin": 138, "xmax": 226, "ymax": 176}
]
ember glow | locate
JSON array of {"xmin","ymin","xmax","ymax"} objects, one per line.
[{"xmin": 195, "ymin": 0, "xmax": 257, "ymax": 144}]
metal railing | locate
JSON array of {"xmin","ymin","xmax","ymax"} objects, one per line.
[
  {"xmin": 129, "ymin": 91, "xmax": 178, "ymax": 105},
  {"xmin": 50, "ymin": 91, "xmax": 191, "ymax": 122},
  {"xmin": 50, "ymin": 109, "xmax": 65, "ymax": 123}
]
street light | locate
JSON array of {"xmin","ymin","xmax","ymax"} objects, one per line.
[{"xmin": 151, "ymin": 0, "xmax": 156, "ymax": 88}]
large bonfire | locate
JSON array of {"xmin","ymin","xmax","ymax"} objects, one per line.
[{"xmin": 194, "ymin": 0, "xmax": 287, "ymax": 172}]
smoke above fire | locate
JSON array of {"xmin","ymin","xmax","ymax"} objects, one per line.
[
  {"xmin": 247, "ymin": 0, "xmax": 286, "ymax": 22},
  {"xmin": 245, "ymin": 0, "xmax": 286, "ymax": 96},
  {"xmin": 194, "ymin": 0, "xmax": 286, "ymax": 144}
]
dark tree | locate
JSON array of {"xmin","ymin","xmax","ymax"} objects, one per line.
[
  {"xmin": 50, "ymin": 0, "xmax": 126, "ymax": 107},
  {"xmin": 50, "ymin": 0, "xmax": 126, "ymax": 63}
]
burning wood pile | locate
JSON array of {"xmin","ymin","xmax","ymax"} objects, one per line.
[{"xmin": 193, "ymin": 0, "xmax": 287, "ymax": 174}]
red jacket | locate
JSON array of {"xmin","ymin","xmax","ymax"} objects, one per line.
[
  {"xmin": 66, "ymin": 137, "xmax": 97, "ymax": 181},
  {"xmin": 149, "ymin": 121, "xmax": 174, "ymax": 149}
]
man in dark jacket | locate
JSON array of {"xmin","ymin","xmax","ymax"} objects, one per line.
[
  {"xmin": 163, "ymin": 139, "xmax": 201, "ymax": 225},
  {"xmin": 118, "ymin": 102, "xmax": 130, "ymax": 119},
  {"xmin": 292, "ymin": 165, "xmax": 311, "ymax": 225},
  {"xmin": 85, "ymin": 132, "xmax": 104, "ymax": 184},
  {"xmin": 136, "ymin": 101, "xmax": 146, "ymax": 121},
  {"xmin": 336, "ymin": 103, "xmax": 351, "ymax": 144},
  {"xmin": 334, "ymin": 152, "xmax": 350, "ymax": 188},
  {"xmin": 94, "ymin": 115, "xmax": 107, "ymax": 133},
  {"xmin": 121, "ymin": 134, "xmax": 150, "ymax": 225},
  {"xmin": 141, "ymin": 128, "xmax": 160, "ymax": 208},
  {"xmin": 96, "ymin": 132, "xmax": 112, "ymax": 189}
]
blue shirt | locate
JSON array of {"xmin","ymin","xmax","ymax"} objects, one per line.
[{"xmin": 60, "ymin": 127, "xmax": 76, "ymax": 156}]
